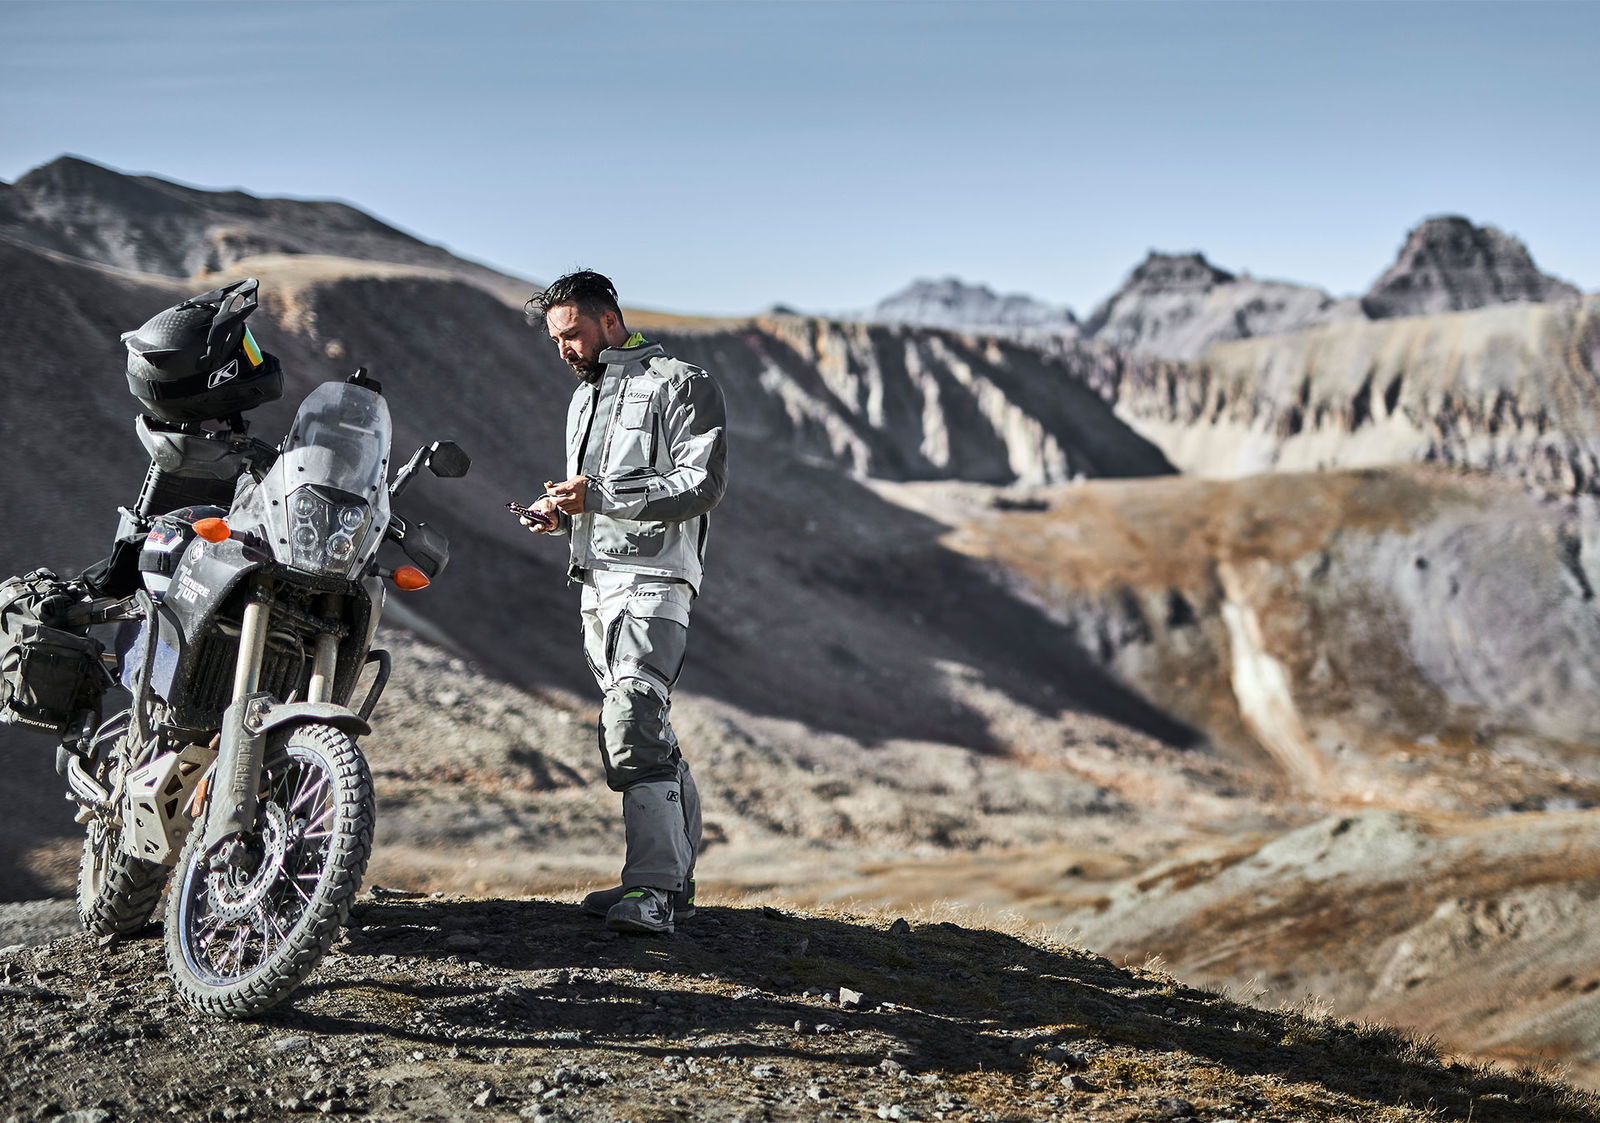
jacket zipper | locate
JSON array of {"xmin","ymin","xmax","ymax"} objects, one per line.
[{"xmin": 595, "ymin": 367, "xmax": 629, "ymax": 474}]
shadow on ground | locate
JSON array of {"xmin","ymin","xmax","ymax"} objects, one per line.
[{"xmin": 265, "ymin": 897, "xmax": 1594, "ymax": 1122}]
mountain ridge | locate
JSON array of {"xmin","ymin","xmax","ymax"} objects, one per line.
[
  {"xmin": 856, "ymin": 217, "xmax": 1585, "ymax": 362},
  {"xmin": 0, "ymin": 154, "xmax": 537, "ymax": 308}
]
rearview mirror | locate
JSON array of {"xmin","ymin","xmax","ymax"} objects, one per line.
[
  {"xmin": 428, "ymin": 441, "xmax": 471, "ymax": 479},
  {"xmin": 391, "ymin": 439, "xmax": 472, "ymax": 499}
]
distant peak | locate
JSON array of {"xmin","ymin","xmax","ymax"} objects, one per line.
[
  {"xmin": 34, "ymin": 154, "xmax": 112, "ymax": 172},
  {"xmin": 19, "ymin": 153, "xmax": 125, "ymax": 185},
  {"xmin": 1412, "ymin": 213, "xmax": 1475, "ymax": 231},
  {"xmin": 1393, "ymin": 216, "xmax": 1564, "ymax": 281},
  {"xmin": 1362, "ymin": 215, "xmax": 1579, "ymax": 319},
  {"xmin": 1124, "ymin": 251, "xmax": 1235, "ymax": 293},
  {"xmin": 1082, "ymin": 250, "xmax": 1334, "ymax": 359},
  {"xmin": 864, "ymin": 275, "xmax": 1078, "ymax": 338},
  {"xmin": 891, "ymin": 277, "xmax": 1003, "ymax": 303}
]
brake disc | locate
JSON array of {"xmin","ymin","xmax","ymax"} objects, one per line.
[{"xmin": 205, "ymin": 801, "xmax": 289, "ymax": 922}]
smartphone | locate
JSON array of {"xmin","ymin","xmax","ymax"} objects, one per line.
[{"xmin": 506, "ymin": 500, "xmax": 553, "ymax": 527}]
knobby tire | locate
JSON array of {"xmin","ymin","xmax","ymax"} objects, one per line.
[
  {"xmin": 76, "ymin": 818, "xmax": 168, "ymax": 937},
  {"xmin": 76, "ymin": 709, "xmax": 168, "ymax": 936},
  {"xmin": 162, "ymin": 723, "xmax": 373, "ymax": 1017}
]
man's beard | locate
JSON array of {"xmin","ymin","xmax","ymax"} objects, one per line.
[{"xmin": 571, "ymin": 357, "xmax": 603, "ymax": 383}]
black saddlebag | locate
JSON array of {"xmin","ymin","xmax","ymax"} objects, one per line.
[{"xmin": 0, "ymin": 569, "xmax": 108, "ymax": 736}]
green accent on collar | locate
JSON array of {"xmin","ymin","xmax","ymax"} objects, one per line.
[{"xmin": 623, "ymin": 332, "xmax": 647, "ymax": 348}]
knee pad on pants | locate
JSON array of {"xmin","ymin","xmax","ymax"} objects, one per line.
[{"xmin": 599, "ymin": 677, "xmax": 680, "ymax": 791}]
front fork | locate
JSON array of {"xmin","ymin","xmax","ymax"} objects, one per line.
[
  {"xmin": 200, "ymin": 588, "xmax": 274, "ymax": 857},
  {"xmin": 200, "ymin": 591, "xmax": 349, "ymax": 858}
]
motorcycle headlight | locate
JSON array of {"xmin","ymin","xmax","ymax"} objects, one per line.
[{"xmin": 286, "ymin": 486, "xmax": 373, "ymax": 576}]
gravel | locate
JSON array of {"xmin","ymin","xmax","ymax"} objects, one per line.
[{"xmin": 0, "ymin": 894, "xmax": 1594, "ymax": 1123}]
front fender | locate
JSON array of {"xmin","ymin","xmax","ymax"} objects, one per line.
[
  {"xmin": 198, "ymin": 694, "xmax": 372, "ymax": 854},
  {"xmin": 246, "ymin": 698, "xmax": 372, "ymax": 740}
]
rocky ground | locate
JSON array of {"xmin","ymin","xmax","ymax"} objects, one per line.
[{"xmin": 4, "ymin": 892, "xmax": 1598, "ymax": 1123}]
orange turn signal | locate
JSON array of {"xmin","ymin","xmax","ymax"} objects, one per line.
[
  {"xmin": 393, "ymin": 565, "xmax": 430, "ymax": 591},
  {"xmin": 193, "ymin": 518, "xmax": 231, "ymax": 543}
]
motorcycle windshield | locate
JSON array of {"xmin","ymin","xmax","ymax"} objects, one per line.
[
  {"xmin": 282, "ymin": 381, "xmax": 393, "ymax": 498},
  {"xmin": 233, "ymin": 381, "xmax": 393, "ymax": 579}
]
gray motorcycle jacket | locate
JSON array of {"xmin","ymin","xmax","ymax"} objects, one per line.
[{"xmin": 548, "ymin": 339, "xmax": 728, "ymax": 594}]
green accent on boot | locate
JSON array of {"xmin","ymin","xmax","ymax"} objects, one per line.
[{"xmin": 606, "ymin": 886, "xmax": 675, "ymax": 935}]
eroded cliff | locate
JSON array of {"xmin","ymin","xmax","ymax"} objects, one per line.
[{"xmin": 1109, "ymin": 297, "xmax": 1600, "ymax": 494}]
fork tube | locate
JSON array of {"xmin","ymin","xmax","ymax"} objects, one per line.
[
  {"xmin": 232, "ymin": 597, "xmax": 271, "ymax": 702},
  {"xmin": 307, "ymin": 632, "xmax": 339, "ymax": 703}
]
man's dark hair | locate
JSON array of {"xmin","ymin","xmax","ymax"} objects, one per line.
[{"xmin": 526, "ymin": 270, "xmax": 624, "ymax": 327}]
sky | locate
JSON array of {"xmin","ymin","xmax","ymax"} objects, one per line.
[{"xmin": 2, "ymin": 0, "xmax": 1597, "ymax": 318}]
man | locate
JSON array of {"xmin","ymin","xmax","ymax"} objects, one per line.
[{"xmin": 521, "ymin": 270, "xmax": 728, "ymax": 935}]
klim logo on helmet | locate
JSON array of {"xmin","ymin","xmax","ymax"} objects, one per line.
[{"xmin": 207, "ymin": 360, "xmax": 239, "ymax": 389}]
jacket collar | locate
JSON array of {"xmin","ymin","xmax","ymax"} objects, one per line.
[{"xmin": 598, "ymin": 339, "xmax": 665, "ymax": 366}]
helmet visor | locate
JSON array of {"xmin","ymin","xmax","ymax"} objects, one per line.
[{"xmin": 241, "ymin": 326, "xmax": 264, "ymax": 368}]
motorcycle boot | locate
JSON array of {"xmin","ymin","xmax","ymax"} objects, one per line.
[
  {"xmin": 584, "ymin": 759, "xmax": 701, "ymax": 919},
  {"xmin": 605, "ymin": 886, "xmax": 675, "ymax": 935},
  {"xmin": 621, "ymin": 778, "xmax": 693, "ymax": 885},
  {"xmin": 581, "ymin": 878, "xmax": 696, "ymax": 919}
]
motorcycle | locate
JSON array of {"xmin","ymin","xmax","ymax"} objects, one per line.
[{"xmin": 3, "ymin": 360, "xmax": 467, "ymax": 1016}]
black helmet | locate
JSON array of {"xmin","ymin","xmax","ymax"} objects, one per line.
[{"xmin": 123, "ymin": 277, "xmax": 284, "ymax": 423}]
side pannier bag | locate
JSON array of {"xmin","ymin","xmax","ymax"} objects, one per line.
[{"xmin": 0, "ymin": 569, "xmax": 109, "ymax": 736}]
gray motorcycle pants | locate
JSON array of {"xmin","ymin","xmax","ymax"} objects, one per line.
[{"xmin": 581, "ymin": 570, "xmax": 703, "ymax": 893}]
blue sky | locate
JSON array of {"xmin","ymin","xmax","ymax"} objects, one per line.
[{"xmin": 2, "ymin": 0, "xmax": 1596, "ymax": 317}]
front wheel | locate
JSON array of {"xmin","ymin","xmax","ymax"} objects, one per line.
[{"xmin": 163, "ymin": 723, "xmax": 374, "ymax": 1017}]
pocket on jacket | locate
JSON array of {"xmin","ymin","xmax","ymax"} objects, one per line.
[
  {"xmin": 592, "ymin": 519, "xmax": 667, "ymax": 558},
  {"xmin": 618, "ymin": 391, "xmax": 653, "ymax": 430}
]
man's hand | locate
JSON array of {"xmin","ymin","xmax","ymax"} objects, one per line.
[
  {"xmin": 544, "ymin": 476, "xmax": 588, "ymax": 517},
  {"xmin": 520, "ymin": 494, "xmax": 561, "ymax": 533}
]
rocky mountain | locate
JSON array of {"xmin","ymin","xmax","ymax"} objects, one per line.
[
  {"xmin": 937, "ymin": 466, "xmax": 1600, "ymax": 796},
  {"xmin": 1363, "ymin": 215, "xmax": 1583, "ymax": 320},
  {"xmin": 1079, "ymin": 251, "xmax": 1356, "ymax": 361},
  {"xmin": 1106, "ymin": 294, "xmax": 1600, "ymax": 494},
  {"xmin": 801, "ymin": 464, "xmax": 1600, "ymax": 1084},
  {"xmin": 861, "ymin": 276, "xmax": 1080, "ymax": 344},
  {"xmin": 720, "ymin": 311, "xmax": 1170, "ymax": 484},
  {"xmin": 0, "ymin": 155, "xmax": 531, "ymax": 305},
  {"xmin": 860, "ymin": 254, "xmax": 1354, "ymax": 362},
  {"xmin": 865, "ymin": 217, "xmax": 1587, "ymax": 364}
]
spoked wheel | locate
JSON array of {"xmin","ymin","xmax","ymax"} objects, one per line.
[
  {"xmin": 76, "ymin": 709, "xmax": 168, "ymax": 936},
  {"xmin": 163, "ymin": 723, "xmax": 373, "ymax": 1017}
]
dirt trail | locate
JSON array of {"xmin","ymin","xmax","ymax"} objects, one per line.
[{"xmin": 3, "ymin": 894, "xmax": 1597, "ymax": 1123}]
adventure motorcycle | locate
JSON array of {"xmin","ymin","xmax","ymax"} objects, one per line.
[{"xmin": 0, "ymin": 279, "xmax": 468, "ymax": 1016}]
